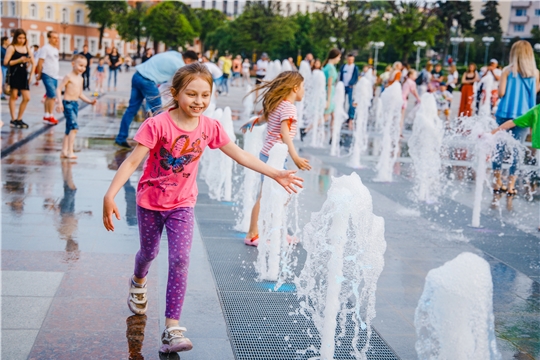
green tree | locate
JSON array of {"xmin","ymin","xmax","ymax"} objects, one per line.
[
  {"xmin": 374, "ymin": 1, "xmax": 442, "ymax": 63},
  {"xmin": 194, "ymin": 9, "xmax": 227, "ymax": 53},
  {"xmin": 474, "ymin": 1, "xmax": 503, "ymax": 64},
  {"xmin": 206, "ymin": 2, "xmax": 297, "ymax": 59},
  {"xmin": 313, "ymin": 1, "xmax": 375, "ymax": 56},
  {"xmin": 435, "ymin": 0, "xmax": 473, "ymax": 62},
  {"xmin": 144, "ymin": 2, "xmax": 198, "ymax": 50},
  {"xmin": 85, "ymin": 1, "xmax": 127, "ymax": 49},
  {"xmin": 115, "ymin": 2, "xmax": 149, "ymax": 57},
  {"xmin": 474, "ymin": 1, "xmax": 502, "ymax": 37}
]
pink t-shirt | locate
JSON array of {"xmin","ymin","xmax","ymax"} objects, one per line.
[
  {"xmin": 260, "ymin": 100, "xmax": 297, "ymax": 156},
  {"xmin": 134, "ymin": 110, "xmax": 230, "ymax": 211},
  {"xmin": 402, "ymin": 78, "xmax": 417, "ymax": 102}
]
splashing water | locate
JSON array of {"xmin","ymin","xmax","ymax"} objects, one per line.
[
  {"xmin": 296, "ymin": 62, "xmax": 312, "ymax": 139},
  {"xmin": 242, "ymin": 85, "xmax": 254, "ymax": 122},
  {"xmin": 273, "ymin": 59, "xmax": 282, "ymax": 78},
  {"xmin": 330, "ymin": 82, "xmax": 348, "ymax": 157},
  {"xmin": 371, "ymin": 97, "xmax": 384, "ymax": 157},
  {"xmin": 414, "ymin": 252, "xmax": 501, "ymax": 359},
  {"xmin": 408, "ymin": 93, "xmax": 444, "ymax": 203},
  {"xmin": 443, "ymin": 114, "xmax": 523, "ymax": 227},
  {"xmin": 203, "ymin": 108, "xmax": 236, "ymax": 201},
  {"xmin": 199, "ymin": 108, "xmax": 223, "ymax": 181},
  {"xmin": 282, "ymin": 59, "xmax": 293, "ymax": 72},
  {"xmin": 255, "ymin": 143, "xmax": 291, "ymax": 281},
  {"xmin": 374, "ymin": 82, "xmax": 403, "ymax": 182},
  {"xmin": 308, "ymin": 70, "xmax": 328, "ymax": 148},
  {"xmin": 295, "ymin": 172, "xmax": 386, "ymax": 359},
  {"xmin": 234, "ymin": 122, "xmax": 267, "ymax": 232},
  {"xmin": 348, "ymin": 77, "xmax": 373, "ymax": 168}
]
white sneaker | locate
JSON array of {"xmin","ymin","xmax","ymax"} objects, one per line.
[
  {"xmin": 160, "ymin": 326, "xmax": 193, "ymax": 353},
  {"xmin": 127, "ymin": 277, "xmax": 148, "ymax": 315}
]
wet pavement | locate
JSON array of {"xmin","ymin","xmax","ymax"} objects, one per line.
[{"xmin": 1, "ymin": 79, "xmax": 539, "ymax": 359}]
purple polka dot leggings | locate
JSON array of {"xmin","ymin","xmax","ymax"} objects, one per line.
[{"xmin": 134, "ymin": 205, "xmax": 194, "ymax": 320}]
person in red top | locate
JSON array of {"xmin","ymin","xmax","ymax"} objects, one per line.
[
  {"xmin": 241, "ymin": 71, "xmax": 312, "ymax": 246},
  {"xmin": 102, "ymin": 63, "xmax": 303, "ymax": 354}
]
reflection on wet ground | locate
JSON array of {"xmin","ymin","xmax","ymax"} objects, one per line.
[{"xmin": 2, "ymin": 95, "xmax": 538, "ymax": 358}]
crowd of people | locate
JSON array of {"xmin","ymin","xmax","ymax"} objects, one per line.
[{"xmin": 2, "ymin": 23, "xmax": 540, "ymax": 356}]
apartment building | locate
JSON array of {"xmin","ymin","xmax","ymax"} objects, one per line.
[
  {"xmin": 506, "ymin": 0, "xmax": 540, "ymax": 38},
  {"xmin": 184, "ymin": 0, "xmax": 324, "ymax": 17},
  {"xmin": 0, "ymin": 1, "xmax": 137, "ymax": 57}
]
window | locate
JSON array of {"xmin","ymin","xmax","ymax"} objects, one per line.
[
  {"xmin": 514, "ymin": 24, "xmax": 525, "ymax": 32},
  {"xmin": 234, "ymin": 0, "xmax": 238, "ymax": 15},
  {"xmin": 0, "ymin": 3, "xmax": 2, "ymax": 16},
  {"xmin": 223, "ymin": 0, "xmax": 227, "ymax": 14},
  {"xmin": 29, "ymin": 3, "xmax": 37, "ymax": 18},
  {"xmin": 534, "ymin": 25, "xmax": 539, "ymax": 30},
  {"xmin": 30, "ymin": 33, "xmax": 38, "ymax": 46},
  {"xmin": 75, "ymin": 37, "xmax": 83, "ymax": 51},
  {"xmin": 535, "ymin": 9, "xmax": 540, "ymax": 16},
  {"xmin": 201, "ymin": 0, "xmax": 205, "ymax": 8},
  {"xmin": 212, "ymin": 1, "xmax": 216, "ymax": 9},
  {"xmin": 46, "ymin": 6, "xmax": 52, "ymax": 20},
  {"xmin": 89, "ymin": 39, "xmax": 97, "ymax": 54},
  {"xmin": 10, "ymin": 1, "xmax": 16, "ymax": 16},
  {"xmin": 297, "ymin": 4, "xmax": 301, "ymax": 13},
  {"xmin": 62, "ymin": 8, "xmax": 68, "ymax": 23},
  {"xmin": 516, "ymin": 8, "xmax": 527, "ymax": 16},
  {"xmin": 75, "ymin": 9, "xmax": 83, "ymax": 24},
  {"xmin": 286, "ymin": 3, "xmax": 291, "ymax": 15}
]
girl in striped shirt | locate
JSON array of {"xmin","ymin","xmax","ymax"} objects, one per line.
[{"xmin": 241, "ymin": 71, "xmax": 312, "ymax": 246}]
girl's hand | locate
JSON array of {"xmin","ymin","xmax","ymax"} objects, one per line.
[
  {"xmin": 240, "ymin": 118, "xmax": 258, "ymax": 133},
  {"xmin": 55, "ymin": 104, "xmax": 64, "ymax": 113},
  {"xmin": 293, "ymin": 156, "xmax": 312, "ymax": 171},
  {"xmin": 325, "ymin": 101, "xmax": 330, "ymax": 110},
  {"xmin": 103, "ymin": 196, "xmax": 121, "ymax": 231},
  {"xmin": 274, "ymin": 170, "xmax": 303, "ymax": 194}
]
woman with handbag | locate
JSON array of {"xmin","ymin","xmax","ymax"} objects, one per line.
[{"xmin": 4, "ymin": 29, "xmax": 34, "ymax": 128}]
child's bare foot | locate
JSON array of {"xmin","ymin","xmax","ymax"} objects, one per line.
[{"xmin": 62, "ymin": 153, "xmax": 78, "ymax": 159}]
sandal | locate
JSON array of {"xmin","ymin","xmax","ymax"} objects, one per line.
[
  {"xmin": 127, "ymin": 277, "xmax": 148, "ymax": 315},
  {"xmin": 244, "ymin": 234, "xmax": 259, "ymax": 247},
  {"xmin": 507, "ymin": 188, "xmax": 517, "ymax": 196},
  {"xmin": 160, "ymin": 326, "xmax": 193, "ymax": 353}
]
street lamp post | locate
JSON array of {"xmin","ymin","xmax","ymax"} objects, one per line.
[
  {"xmin": 463, "ymin": 37, "xmax": 474, "ymax": 66},
  {"xmin": 369, "ymin": 41, "xmax": 384, "ymax": 75},
  {"xmin": 413, "ymin": 41, "xmax": 427, "ymax": 71},
  {"xmin": 60, "ymin": 21, "xmax": 69, "ymax": 60},
  {"xmin": 482, "ymin": 36, "xmax": 495, "ymax": 66},
  {"xmin": 502, "ymin": 38, "xmax": 511, "ymax": 66},
  {"xmin": 450, "ymin": 37, "xmax": 463, "ymax": 65}
]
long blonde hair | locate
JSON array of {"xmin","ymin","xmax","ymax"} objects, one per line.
[
  {"xmin": 509, "ymin": 40, "xmax": 537, "ymax": 78},
  {"xmin": 249, "ymin": 71, "xmax": 304, "ymax": 120}
]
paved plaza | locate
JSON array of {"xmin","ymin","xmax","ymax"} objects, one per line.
[{"xmin": 1, "ymin": 62, "xmax": 539, "ymax": 359}]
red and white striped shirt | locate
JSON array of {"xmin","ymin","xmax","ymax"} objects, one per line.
[{"xmin": 260, "ymin": 100, "xmax": 297, "ymax": 156}]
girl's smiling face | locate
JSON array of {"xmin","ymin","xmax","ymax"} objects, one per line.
[{"xmin": 175, "ymin": 77, "xmax": 212, "ymax": 119}]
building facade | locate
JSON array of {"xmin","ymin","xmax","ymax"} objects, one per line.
[
  {"xmin": 0, "ymin": 1, "xmax": 137, "ymax": 57},
  {"xmin": 184, "ymin": 0, "xmax": 324, "ymax": 17},
  {"xmin": 506, "ymin": 0, "xmax": 540, "ymax": 38}
]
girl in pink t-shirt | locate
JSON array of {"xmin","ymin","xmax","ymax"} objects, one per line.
[
  {"xmin": 102, "ymin": 63, "xmax": 303, "ymax": 354},
  {"xmin": 240, "ymin": 71, "xmax": 312, "ymax": 246}
]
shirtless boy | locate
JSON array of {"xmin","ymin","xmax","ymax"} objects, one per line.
[{"xmin": 56, "ymin": 54, "xmax": 96, "ymax": 159}]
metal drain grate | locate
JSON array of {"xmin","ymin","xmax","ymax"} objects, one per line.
[{"xmin": 195, "ymin": 202, "xmax": 401, "ymax": 360}]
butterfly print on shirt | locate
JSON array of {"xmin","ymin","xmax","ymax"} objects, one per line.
[{"xmin": 159, "ymin": 135, "xmax": 203, "ymax": 176}]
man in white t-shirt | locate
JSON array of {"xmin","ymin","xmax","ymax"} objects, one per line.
[
  {"xmin": 254, "ymin": 52, "xmax": 269, "ymax": 102},
  {"xmin": 481, "ymin": 59, "xmax": 502, "ymax": 111},
  {"xmin": 201, "ymin": 56, "xmax": 224, "ymax": 95},
  {"xmin": 36, "ymin": 31, "xmax": 60, "ymax": 125}
]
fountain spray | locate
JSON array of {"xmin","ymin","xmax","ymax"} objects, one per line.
[
  {"xmin": 295, "ymin": 172, "xmax": 386, "ymax": 359},
  {"xmin": 348, "ymin": 77, "xmax": 373, "ymax": 168},
  {"xmin": 330, "ymin": 82, "xmax": 348, "ymax": 156}
]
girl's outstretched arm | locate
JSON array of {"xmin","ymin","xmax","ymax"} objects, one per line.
[
  {"xmin": 220, "ymin": 142, "xmax": 303, "ymax": 194},
  {"xmin": 491, "ymin": 119, "xmax": 516, "ymax": 135},
  {"xmin": 103, "ymin": 144, "xmax": 149, "ymax": 231}
]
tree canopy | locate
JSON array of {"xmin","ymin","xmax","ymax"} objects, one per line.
[{"xmin": 85, "ymin": 1, "xmax": 127, "ymax": 49}]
